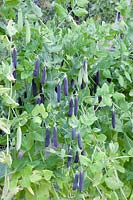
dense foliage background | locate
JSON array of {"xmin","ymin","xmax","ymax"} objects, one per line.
[{"xmin": 0, "ymin": 0, "xmax": 133, "ymax": 199}]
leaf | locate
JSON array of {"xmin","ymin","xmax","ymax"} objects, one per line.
[
  {"xmin": 80, "ymin": 107, "xmax": 97, "ymax": 126},
  {"xmin": 30, "ymin": 171, "xmax": 42, "ymax": 183},
  {"xmin": 129, "ymin": 89, "xmax": 133, "ymax": 96},
  {"xmin": 3, "ymin": 94, "xmax": 19, "ymax": 108},
  {"xmin": 105, "ymin": 175, "xmax": 124, "ymax": 190},
  {"xmin": 0, "ymin": 118, "xmax": 10, "ymax": 134},
  {"xmin": 124, "ymin": 71, "xmax": 132, "ymax": 82},
  {"xmin": 42, "ymin": 170, "xmax": 53, "ymax": 181},
  {"xmin": 30, "ymin": 2, "xmax": 43, "ymax": 18},
  {"xmin": 128, "ymin": 148, "xmax": 133, "ymax": 156},
  {"xmin": 39, "ymin": 104, "xmax": 48, "ymax": 119},
  {"xmin": 73, "ymin": 8, "xmax": 88, "ymax": 17},
  {"xmin": 109, "ymin": 142, "xmax": 119, "ymax": 154},
  {"xmin": 77, "ymin": 0, "xmax": 88, "ymax": 7},
  {"xmin": 55, "ymin": 3, "xmax": 68, "ymax": 19},
  {"xmin": 79, "ymin": 155, "xmax": 91, "ymax": 166},
  {"xmin": 118, "ymin": 75, "xmax": 124, "ymax": 87},
  {"xmin": 16, "ymin": 126, "xmax": 22, "ymax": 151},
  {"xmin": 6, "ymin": 20, "xmax": 17, "ymax": 36}
]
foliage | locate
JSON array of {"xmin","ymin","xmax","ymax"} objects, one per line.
[{"xmin": 0, "ymin": 0, "xmax": 133, "ymax": 199}]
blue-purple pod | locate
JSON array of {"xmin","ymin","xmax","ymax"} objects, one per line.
[
  {"xmin": 72, "ymin": 127, "xmax": 76, "ymax": 140},
  {"xmin": 13, "ymin": 70, "xmax": 16, "ymax": 79},
  {"xmin": 98, "ymin": 96, "xmax": 102, "ymax": 104},
  {"xmin": 73, "ymin": 172, "xmax": 79, "ymax": 190},
  {"xmin": 41, "ymin": 67, "xmax": 46, "ymax": 84},
  {"xmin": 12, "ymin": 47, "xmax": 17, "ymax": 68},
  {"xmin": 40, "ymin": 94, "xmax": 44, "ymax": 104},
  {"xmin": 18, "ymin": 97, "xmax": 23, "ymax": 106},
  {"xmin": 39, "ymin": 83, "xmax": 42, "ymax": 94},
  {"xmin": 78, "ymin": 133, "xmax": 82, "ymax": 150},
  {"xmin": 81, "ymin": 79, "xmax": 86, "ymax": 89},
  {"xmin": 116, "ymin": 11, "xmax": 121, "ymax": 22},
  {"xmin": 57, "ymin": 83, "xmax": 61, "ymax": 103},
  {"xmin": 74, "ymin": 96, "xmax": 78, "ymax": 116},
  {"xmin": 53, "ymin": 126, "xmax": 58, "ymax": 148},
  {"xmin": 24, "ymin": 91, "xmax": 27, "ymax": 98},
  {"xmin": 79, "ymin": 171, "xmax": 84, "ymax": 192},
  {"xmin": 67, "ymin": 147, "xmax": 72, "ymax": 168},
  {"xmin": 70, "ymin": 79, "xmax": 75, "ymax": 89},
  {"xmin": 32, "ymin": 79, "xmax": 37, "ymax": 97},
  {"xmin": 112, "ymin": 110, "xmax": 116, "ymax": 129},
  {"xmin": 95, "ymin": 70, "xmax": 100, "ymax": 85},
  {"xmin": 45, "ymin": 128, "xmax": 50, "ymax": 147},
  {"xmin": 74, "ymin": 151, "xmax": 79, "ymax": 163},
  {"xmin": 120, "ymin": 33, "xmax": 124, "ymax": 40},
  {"xmin": 64, "ymin": 76, "xmax": 68, "ymax": 96},
  {"xmin": 68, "ymin": 98, "xmax": 73, "ymax": 117},
  {"xmin": 33, "ymin": 59, "xmax": 40, "ymax": 77}
]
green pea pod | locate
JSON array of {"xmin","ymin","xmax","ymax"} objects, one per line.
[
  {"xmin": 16, "ymin": 126, "xmax": 22, "ymax": 151},
  {"xmin": 18, "ymin": 8, "xmax": 23, "ymax": 32},
  {"xmin": 25, "ymin": 19, "xmax": 31, "ymax": 44}
]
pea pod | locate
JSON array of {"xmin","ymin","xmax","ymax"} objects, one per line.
[
  {"xmin": 41, "ymin": 67, "xmax": 46, "ymax": 84},
  {"xmin": 67, "ymin": 147, "xmax": 72, "ymax": 168},
  {"xmin": 33, "ymin": 59, "xmax": 40, "ymax": 77},
  {"xmin": 64, "ymin": 76, "xmax": 68, "ymax": 96},
  {"xmin": 45, "ymin": 128, "xmax": 50, "ymax": 147},
  {"xmin": 73, "ymin": 172, "xmax": 79, "ymax": 190},
  {"xmin": 53, "ymin": 126, "xmax": 58, "ymax": 148},
  {"xmin": 112, "ymin": 110, "xmax": 116, "ymax": 129},
  {"xmin": 68, "ymin": 98, "xmax": 73, "ymax": 117},
  {"xmin": 78, "ymin": 132, "xmax": 82, "ymax": 150},
  {"xmin": 74, "ymin": 95, "xmax": 78, "ymax": 116},
  {"xmin": 79, "ymin": 171, "xmax": 84, "ymax": 192}
]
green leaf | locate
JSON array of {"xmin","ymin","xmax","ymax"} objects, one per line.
[
  {"xmin": 129, "ymin": 89, "xmax": 133, "ymax": 96},
  {"xmin": 79, "ymin": 155, "xmax": 91, "ymax": 166},
  {"xmin": 0, "ymin": 86, "xmax": 10, "ymax": 94},
  {"xmin": 77, "ymin": 0, "xmax": 88, "ymax": 7},
  {"xmin": 30, "ymin": 2, "xmax": 43, "ymax": 18},
  {"xmin": 73, "ymin": 8, "xmax": 88, "ymax": 17},
  {"xmin": 42, "ymin": 170, "xmax": 53, "ymax": 181},
  {"xmin": 25, "ymin": 19, "xmax": 31, "ymax": 44},
  {"xmin": 109, "ymin": 142, "xmax": 119, "ymax": 154},
  {"xmin": 55, "ymin": 3, "xmax": 68, "ymax": 19},
  {"xmin": 3, "ymin": 94, "xmax": 19, "ymax": 108},
  {"xmin": 124, "ymin": 71, "xmax": 132, "ymax": 82},
  {"xmin": 105, "ymin": 175, "xmax": 124, "ymax": 190},
  {"xmin": 0, "ymin": 118, "xmax": 10, "ymax": 134},
  {"xmin": 128, "ymin": 148, "xmax": 133, "ymax": 156},
  {"xmin": 118, "ymin": 75, "xmax": 124, "ymax": 87},
  {"xmin": 18, "ymin": 8, "xmax": 23, "ymax": 32}
]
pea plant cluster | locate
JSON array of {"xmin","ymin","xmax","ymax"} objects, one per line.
[{"xmin": 0, "ymin": 0, "xmax": 133, "ymax": 199}]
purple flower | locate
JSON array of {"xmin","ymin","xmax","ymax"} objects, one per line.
[
  {"xmin": 18, "ymin": 150, "xmax": 24, "ymax": 160},
  {"xmin": 79, "ymin": 171, "xmax": 84, "ymax": 192},
  {"xmin": 33, "ymin": 59, "xmax": 40, "ymax": 77},
  {"xmin": 78, "ymin": 132, "xmax": 82, "ymax": 150},
  {"xmin": 73, "ymin": 172, "xmax": 79, "ymax": 190},
  {"xmin": 41, "ymin": 67, "xmax": 46, "ymax": 84},
  {"xmin": 74, "ymin": 151, "xmax": 79, "ymax": 163},
  {"xmin": 12, "ymin": 47, "xmax": 17, "ymax": 68},
  {"xmin": 68, "ymin": 98, "xmax": 73, "ymax": 117},
  {"xmin": 74, "ymin": 96, "xmax": 78, "ymax": 116},
  {"xmin": 112, "ymin": 110, "xmax": 116, "ymax": 129},
  {"xmin": 45, "ymin": 128, "xmax": 50, "ymax": 147},
  {"xmin": 67, "ymin": 147, "xmax": 72, "ymax": 168},
  {"xmin": 64, "ymin": 76, "xmax": 68, "ymax": 96},
  {"xmin": 53, "ymin": 126, "xmax": 58, "ymax": 148},
  {"xmin": 32, "ymin": 79, "xmax": 37, "ymax": 97},
  {"xmin": 57, "ymin": 83, "xmax": 61, "ymax": 103},
  {"xmin": 72, "ymin": 127, "xmax": 76, "ymax": 140}
]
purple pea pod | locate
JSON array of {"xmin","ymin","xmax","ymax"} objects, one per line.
[
  {"xmin": 70, "ymin": 79, "xmax": 75, "ymax": 89},
  {"xmin": 120, "ymin": 33, "xmax": 124, "ymax": 40},
  {"xmin": 45, "ymin": 128, "xmax": 50, "ymax": 147},
  {"xmin": 33, "ymin": 59, "xmax": 40, "ymax": 77},
  {"xmin": 24, "ymin": 91, "xmax": 27, "ymax": 98},
  {"xmin": 64, "ymin": 76, "xmax": 68, "ymax": 96},
  {"xmin": 78, "ymin": 132, "xmax": 83, "ymax": 150},
  {"xmin": 67, "ymin": 147, "xmax": 72, "ymax": 168},
  {"xmin": 13, "ymin": 70, "xmax": 16, "ymax": 79},
  {"xmin": 18, "ymin": 97, "xmax": 23, "ymax": 106},
  {"xmin": 72, "ymin": 127, "xmax": 76, "ymax": 140},
  {"xmin": 116, "ymin": 11, "xmax": 121, "ymax": 22},
  {"xmin": 112, "ymin": 110, "xmax": 116, "ymax": 129},
  {"xmin": 39, "ymin": 83, "xmax": 42, "ymax": 94},
  {"xmin": 98, "ymin": 96, "xmax": 102, "ymax": 104},
  {"xmin": 83, "ymin": 58, "xmax": 87, "ymax": 71},
  {"xmin": 40, "ymin": 94, "xmax": 44, "ymax": 103},
  {"xmin": 79, "ymin": 171, "xmax": 84, "ymax": 192},
  {"xmin": 81, "ymin": 79, "xmax": 86, "ymax": 89},
  {"xmin": 57, "ymin": 83, "xmax": 61, "ymax": 103},
  {"xmin": 74, "ymin": 151, "xmax": 79, "ymax": 163},
  {"xmin": 73, "ymin": 172, "xmax": 79, "ymax": 190},
  {"xmin": 32, "ymin": 79, "xmax": 37, "ymax": 97},
  {"xmin": 95, "ymin": 70, "xmax": 100, "ymax": 85},
  {"xmin": 53, "ymin": 126, "xmax": 58, "ymax": 148},
  {"xmin": 74, "ymin": 95, "xmax": 78, "ymax": 116},
  {"xmin": 41, "ymin": 67, "xmax": 46, "ymax": 84},
  {"xmin": 12, "ymin": 47, "xmax": 17, "ymax": 68},
  {"xmin": 68, "ymin": 98, "xmax": 73, "ymax": 117},
  {"xmin": 18, "ymin": 150, "xmax": 24, "ymax": 160}
]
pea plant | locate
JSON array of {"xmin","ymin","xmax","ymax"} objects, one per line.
[{"xmin": 0, "ymin": 0, "xmax": 133, "ymax": 199}]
